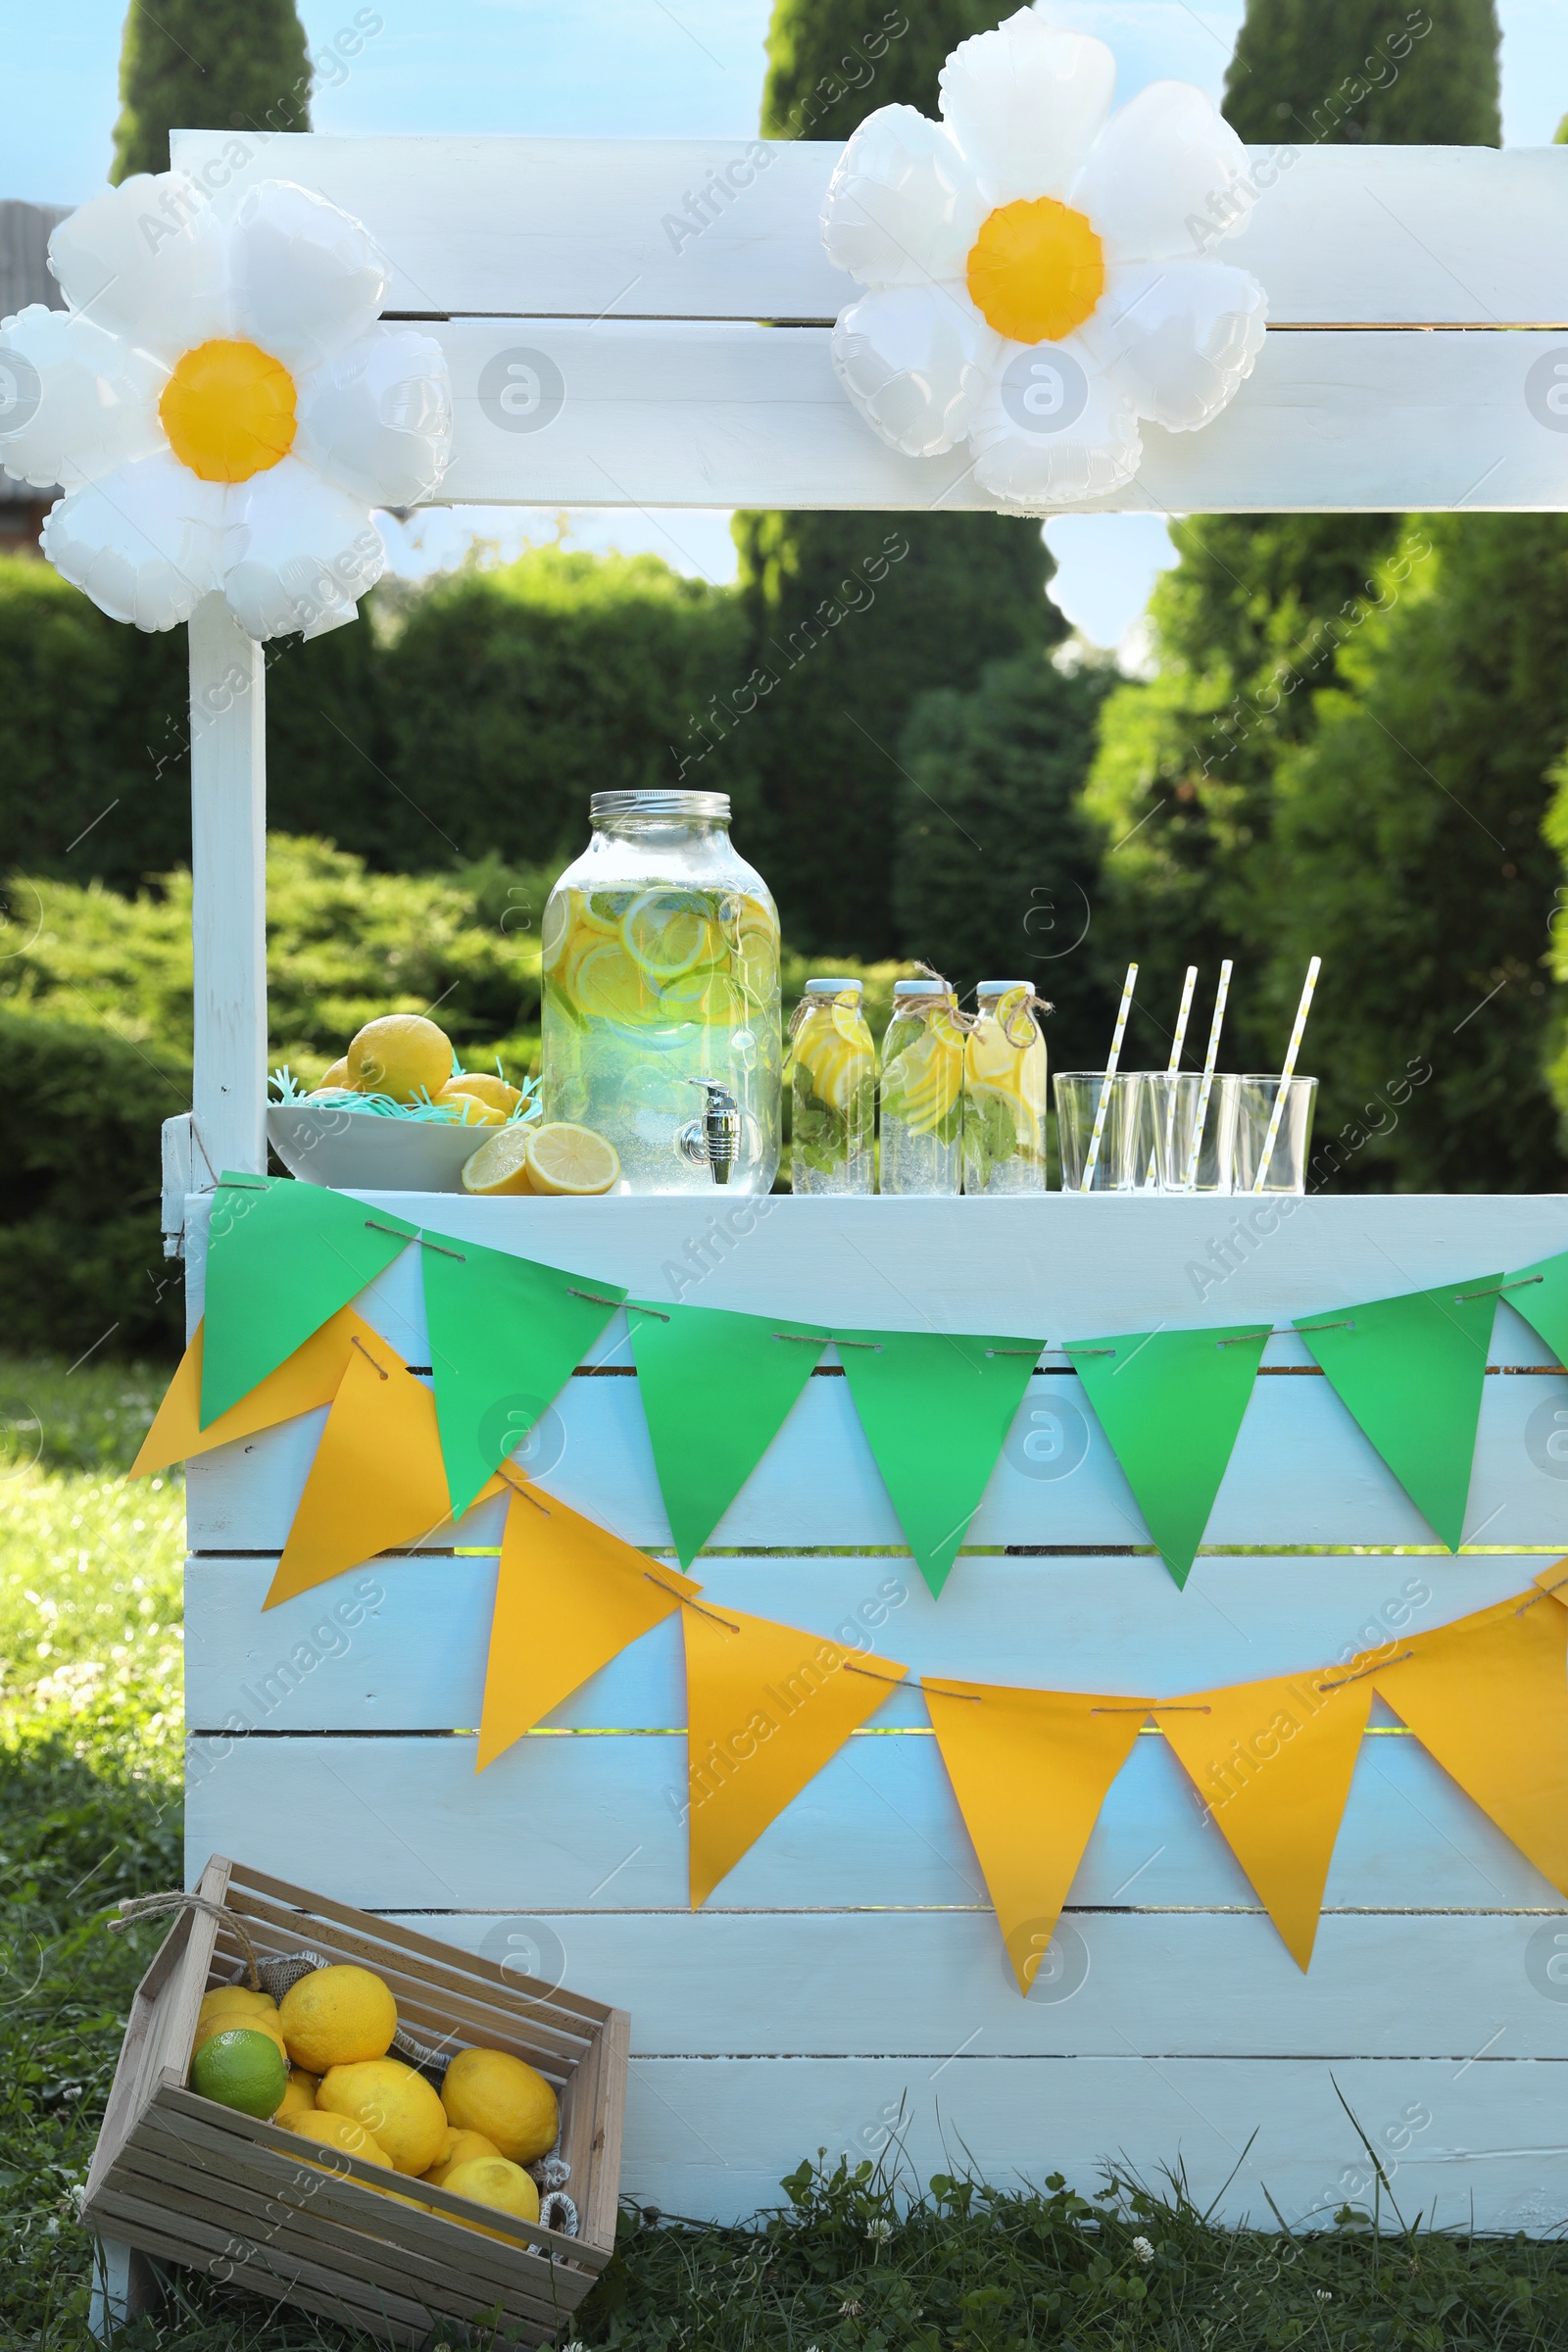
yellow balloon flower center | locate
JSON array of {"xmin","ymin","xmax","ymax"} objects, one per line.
[
  {"xmin": 966, "ymin": 198, "xmax": 1105, "ymax": 345},
  {"xmin": 159, "ymin": 339, "xmax": 298, "ymax": 483}
]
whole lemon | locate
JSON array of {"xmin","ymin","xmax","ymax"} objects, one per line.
[
  {"xmin": 440, "ymin": 2048, "xmax": 558, "ymax": 2166},
  {"xmin": 275, "ymin": 2067, "xmax": 318, "ymax": 2123},
  {"xmin": 346, "ymin": 1014, "xmax": 453, "ymax": 1103},
  {"xmin": 190, "ymin": 2027, "xmax": 288, "ymax": 2120},
  {"xmin": 193, "ymin": 2009, "xmax": 287, "ymax": 2063},
  {"xmin": 199, "ymin": 1985, "xmax": 277, "ymax": 2027},
  {"xmin": 318, "ymin": 1055, "xmax": 353, "ymax": 1090},
  {"xmin": 423, "ymin": 2125, "xmax": 502, "ymax": 2185},
  {"xmin": 318, "ymin": 2057, "xmax": 448, "ymax": 2177},
  {"xmin": 441, "ymin": 2155, "xmax": 541, "ymax": 2240},
  {"xmin": 278, "ymin": 1964, "xmax": 397, "ymax": 2073},
  {"xmin": 440, "ymin": 1072, "xmax": 521, "ymax": 1119},
  {"xmin": 280, "ymin": 2111, "xmax": 391, "ymax": 2169}
]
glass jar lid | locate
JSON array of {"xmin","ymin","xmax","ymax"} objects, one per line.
[
  {"xmin": 590, "ymin": 790, "xmax": 730, "ymax": 824},
  {"xmin": 977, "ymin": 979, "xmax": 1029, "ymax": 998},
  {"xmin": 893, "ymin": 977, "xmax": 954, "ymax": 1000},
  {"xmin": 804, "ymin": 977, "xmax": 864, "ymax": 996}
]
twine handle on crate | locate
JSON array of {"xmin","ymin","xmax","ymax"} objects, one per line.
[{"xmin": 108, "ymin": 1889, "xmax": 264, "ymax": 1990}]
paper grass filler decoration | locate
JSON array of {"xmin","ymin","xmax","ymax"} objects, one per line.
[
  {"xmin": 822, "ymin": 3, "xmax": 1266, "ymax": 509},
  {"xmin": 0, "ymin": 175, "xmax": 452, "ymax": 638}
]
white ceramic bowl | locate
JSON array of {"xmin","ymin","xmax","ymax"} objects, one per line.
[{"xmin": 267, "ymin": 1102, "xmax": 493, "ymax": 1192}]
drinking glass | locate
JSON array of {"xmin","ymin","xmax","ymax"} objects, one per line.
[
  {"xmin": 1150, "ymin": 1072, "xmax": 1241, "ymax": 1194},
  {"xmin": 1233, "ymin": 1075, "xmax": 1319, "ymax": 1195},
  {"xmin": 1053, "ymin": 1071, "xmax": 1152, "ymax": 1192}
]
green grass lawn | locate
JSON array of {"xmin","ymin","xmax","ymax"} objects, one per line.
[{"xmin": 4, "ymin": 1355, "xmax": 1568, "ymax": 2351}]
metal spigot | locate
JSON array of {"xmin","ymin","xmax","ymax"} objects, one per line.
[{"xmin": 677, "ymin": 1079, "xmax": 741, "ymax": 1184}]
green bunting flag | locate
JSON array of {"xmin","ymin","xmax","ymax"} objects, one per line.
[
  {"xmin": 1497, "ymin": 1251, "xmax": 1568, "ymax": 1369},
  {"xmin": 1067, "ymin": 1325, "xmax": 1271, "ymax": 1588},
  {"xmin": 423, "ymin": 1239, "xmax": 625, "ymax": 1519},
  {"xmin": 629, "ymin": 1301, "xmax": 828, "ymax": 1567},
  {"xmin": 836, "ymin": 1330, "xmax": 1043, "ymax": 1597},
  {"xmin": 1293, "ymin": 1276, "xmax": 1500, "ymax": 1549},
  {"xmin": 200, "ymin": 1175, "xmax": 416, "ymax": 1430}
]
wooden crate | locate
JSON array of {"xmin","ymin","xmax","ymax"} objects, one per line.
[{"xmin": 83, "ymin": 1854, "xmax": 629, "ymax": 2346}]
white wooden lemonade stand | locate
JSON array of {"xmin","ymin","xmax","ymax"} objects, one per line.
[{"xmin": 14, "ymin": 4, "xmax": 1568, "ymax": 2321}]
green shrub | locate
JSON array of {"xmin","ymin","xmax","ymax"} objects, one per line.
[
  {"xmin": 1, "ymin": 833, "xmax": 547, "ymax": 1082},
  {"xmin": 0, "ymin": 1005, "xmax": 185, "ymax": 1359}
]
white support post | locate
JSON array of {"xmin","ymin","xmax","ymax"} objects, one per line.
[{"xmin": 188, "ymin": 596, "xmax": 267, "ymax": 1183}]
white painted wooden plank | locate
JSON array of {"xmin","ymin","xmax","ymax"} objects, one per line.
[
  {"xmin": 182, "ymin": 1731, "xmax": 1565, "ymax": 1915},
  {"xmin": 601, "ymin": 2053, "xmax": 1568, "ymax": 2231},
  {"xmin": 374, "ymin": 1910, "xmax": 1568, "ymax": 2066},
  {"xmin": 187, "ymin": 597, "xmax": 266, "ymax": 1182},
  {"xmin": 181, "ymin": 1192, "xmax": 1568, "ymax": 1362},
  {"xmin": 413, "ymin": 318, "xmax": 1568, "ymax": 514},
  {"xmin": 168, "ymin": 133, "xmax": 1568, "ymax": 328},
  {"xmin": 184, "ymin": 1554, "xmax": 1538, "ymax": 1735},
  {"xmin": 181, "ymin": 1360, "xmax": 1568, "ymax": 1555}
]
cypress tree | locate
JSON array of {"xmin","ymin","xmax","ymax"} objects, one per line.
[
  {"xmin": 733, "ymin": 3, "xmax": 1060, "ymax": 957},
  {"xmin": 1224, "ymin": 0, "xmax": 1501, "ymax": 145},
  {"xmin": 111, "ymin": 0, "xmax": 312, "ymax": 182},
  {"xmin": 1088, "ymin": 0, "xmax": 1502, "ymax": 1074}
]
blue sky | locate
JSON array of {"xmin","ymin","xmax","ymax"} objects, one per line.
[{"xmin": 7, "ymin": 1, "xmax": 1565, "ymax": 644}]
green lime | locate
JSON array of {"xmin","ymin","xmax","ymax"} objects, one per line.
[{"xmin": 191, "ymin": 2026, "xmax": 288, "ymax": 2120}]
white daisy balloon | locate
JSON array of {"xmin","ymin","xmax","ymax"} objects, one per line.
[
  {"xmin": 822, "ymin": 5, "xmax": 1267, "ymax": 509},
  {"xmin": 0, "ymin": 174, "xmax": 452, "ymax": 637}
]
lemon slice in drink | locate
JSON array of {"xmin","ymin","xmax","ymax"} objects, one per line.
[
  {"xmin": 525, "ymin": 1123, "xmax": 620, "ymax": 1197},
  {"xmin": 462, "ymin": 1125, "xmax": 536, "ymax": 1196},
  {"xmin": 620, "ymin": 890, "xmax": 717, "ymax": 983}
]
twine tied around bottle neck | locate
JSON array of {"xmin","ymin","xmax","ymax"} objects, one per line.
[
  {"xmin": 983, "ymin": 988, "xmax": 1054, "ymax": 1050},
  {"xmin": 892, "ymin": 964, "xmax": 975, "ymax": 1031},
  {"xmin": 786, "ymin": 987, "xmax": 865, "ymax": 1043}
]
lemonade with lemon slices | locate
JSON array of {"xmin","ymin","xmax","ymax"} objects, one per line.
[
  {"xmin": 790, "ymin": 979, "xmax": 876, "ymax": 1195},
  {"xmin": 878, "ymin": 979, "xmax": 965, "ymax": 1196},
  {"xmin": 541, "ymin": 793, "xmax": 782, "ymax": 1193},
  {"xmin": 962, "ymin": 982, "xmax": 1049, "ymax": 1194}
]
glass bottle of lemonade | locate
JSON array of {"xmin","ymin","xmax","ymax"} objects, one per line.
[
  {"xmin": 790, "ymin": 978, "xmax": 876, "ymax": 1195},
  {"xmin": 962, "ymin": 981, "xmax": 1049, "ymax": 1195},
  {"xmin": 541, "ymin": 791, "xmax": 782, "ymax": 1194},
  {"xmin": 878, "ymin": 977, "xmax": 964, "ymax": 1196}
]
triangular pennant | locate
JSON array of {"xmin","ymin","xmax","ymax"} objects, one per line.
[
  {"xmin": 477, "ymin": 1487, "xmax": 701, "ymax": 1771},
  {"xmin": 1372, "ymin": 1587, "xmax": 1568, "ymax": 1897},
  {"xmin": 629, "ymin": 1302, "xmax": 828, "ymax": 1568},
  {"xmin": 1065, "ymin": 1325, "xmax": 1270, "ymax": 1587},
  {"xmin": 683, "ymin": 1603, "xmax": 906, "ymax": 1905},
  {"xmin": 923, "ymin": 1681, "xmax": 1147, "ymax": 1991},
  {"xmin": 264, "ymin": 1325, "xmax": 502, "ymax": 1609},
  {"xmin": 424, "ymin": 1238, "xmax": 624, "ymax": 1520},
  {"xmin": 201, "ymin": 1174, "xmax": 416, "ymax": 1429},
  {"xmin": 1498, "ymin": 1250, "xmax": 1568, "ymax": 1367},
  {"xmin": 129, "ymin": 1307, "xmax": 374, "ymax": 1479},
  {"xmin": 835, "ymin": 1330, "xmax": 1043, "ymax": 1596},
  {"xmin": 1155, "ymin": 1670, "xmax": 1373, "ymax": 1970},
  {"xmin": 1292, "ymin": 1277, "xmax": 1499, "ymax": 1549}
]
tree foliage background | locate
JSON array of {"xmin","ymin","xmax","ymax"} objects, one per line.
[{"xmin": 111, "ymin": 0, "xmax": 312, "ymax": 180}]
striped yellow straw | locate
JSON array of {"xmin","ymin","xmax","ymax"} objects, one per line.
[
  {"xmin": 1081, "ymin": 962, "xmax": 1137, "ymax": 1192},
  {"xmin": 1182, "ymin": 959, "xmax": 1233, "ymax": 1191},
  {"xmin": 1251, "ymin": 956, "xmax": 1321, "ymax": 1194}
]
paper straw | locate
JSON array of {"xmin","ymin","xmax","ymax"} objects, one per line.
[
  {"xmin": 1181, "ymin": 959, "xmax": 1233, "ymax": 1191},
  {"xmin": 1158, "ymin": 966, "xmax": 1199, "ymax": 1182},
  {"xmin": 1080, "ymin": 961, "xmax": 1137, "ymax": 1191},
  {"xmin": 1167, "ymin": 967, "xmax": 1198, "ymax": 1073},
  {"xmin": 1251, "ymin": 956, "xmax": 1321, "ymax": 1195}
]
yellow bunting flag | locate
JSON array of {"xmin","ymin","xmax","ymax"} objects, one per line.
[
  {"xmin": 923, "ymin": 1683, "xmax": 1149, "ymax": 1992},
  {"xmin": 129, "ymin": 1308, "xmax": 373, "ymax": 1480},
  {"xmin": 264, "ymin": 1327, "xmax": 503, "ymax": 1610},
  {"xmin": 1373, "ymin": 1584, "xmax": 1568, "ymax": 1898},
  {"xmin": 684, "ymin": 1606, "xmax": 906, "ymax": 1907},
  {"xmin": 1155, "ymin": 1668, "xmax": 1374, "ymax": 1971},
  {"xmin": 477, "ymin": 1487, "xmax": 702, "ymax": 1772}
]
